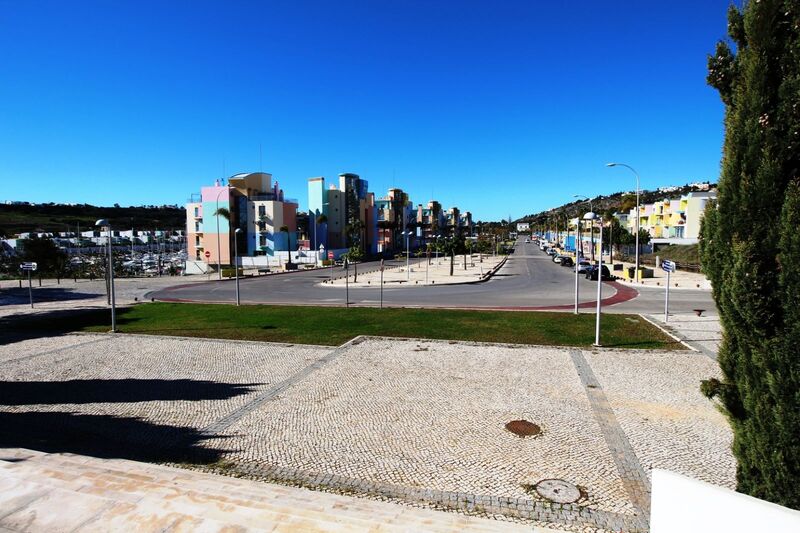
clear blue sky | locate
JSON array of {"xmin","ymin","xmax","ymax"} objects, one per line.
[{"xmin": 0, "ymin": 0, "xmax": 732, "ymax": 221}]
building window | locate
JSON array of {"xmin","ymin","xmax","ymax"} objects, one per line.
[
  {"xmin": 194, "ymin": 206, "xmax": 199, "ymax": 217},
  {"xmin": 259, "ymin": 235, "xmax": 267, "ymax": 246},
  {"xmin": 195, "ymin": 236, "xmax": 200, "ymax": 246},
  {"xmin": 195, "ymin": 222, "xmax": 200, "ymax": 232},
  {"xmin": 258, "ymin": 205, "xmax": 266, "ymax": 217}
]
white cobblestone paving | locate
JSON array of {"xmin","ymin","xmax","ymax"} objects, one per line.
[
  {"xmin": 220, "ymin": 339, "xmax": 637, "ymax": 517},
  {"xmin": 0, "ymin": 334, "xmax": 331, "ymax": 430},
  {"xmin": 0, "ymin": 332, "xmax": 735, "ymax": 531},
  {"xmin": 583, "ymin": 348, "xmax": 735, "ymax": 490}
]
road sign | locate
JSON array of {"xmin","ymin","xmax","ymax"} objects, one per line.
[
  {"xmin": 328, "ymin": 252, "xmax": 334, "ymax": 260},
  {"xmin": 20, "ymin": 262, "xmax": 37, "ymax": 271},
  {"xmin": 661, "ymin": 260, "xmax": 676, "ymax": 322},
  {"xmin": 204, "ymin": 251, "xmax": 211, "ymax": 259}
]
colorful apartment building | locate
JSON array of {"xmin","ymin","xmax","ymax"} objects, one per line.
[
  {"xmin": 186, "ymin": 172, "xmax": 297, "ymax": 265},
  {"xmin": 617, "ymin": 191, "xmax": 716, "ymax": 244},
  {"xmin": 375, "ymin": 188, "xmax": 413, "ymax": 252}
]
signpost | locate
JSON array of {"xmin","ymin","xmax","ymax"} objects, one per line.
[
  {"xmin": 328, "ymin": 251, "xmax": 334, "ymax": 281},
  {"xmin": 20, "ymin": 262, "xmax": 37, "ymax": 308},
  {"xmin": 379, "ymin": 259, "xmax": 384, "ymax": 308},
  {"xmin": 205, "ymin": 250, "xmax": 211, "ymax": 279},
  {"xmin": 344, "ymin": 258, "xmax": 349, "ymax": 308},
  {"xmin": 661, "ymin": 260, "xmax": 676, "ymax": 322}
]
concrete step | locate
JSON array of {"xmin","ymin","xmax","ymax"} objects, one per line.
[{"xmin": 0, "ymin": 448, "xmax": 532, "ymax": 532}]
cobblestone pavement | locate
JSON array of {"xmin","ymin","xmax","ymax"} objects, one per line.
[
  {"xmin": 0, "ymin": 333, "xmax": 735, "ymax": 532},
  {"xmin": 0, "ymin": 276, "xmax": 210, "ymax": 318},
  {"xmin": 646, "ymin": 314, "xmax": 723, "ymax": 359}
]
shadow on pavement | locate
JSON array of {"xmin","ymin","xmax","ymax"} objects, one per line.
[
  {"xmin": 0, "ymin": 287, "xmax": 100, "ymax": 305},
  {"xmin": 0, "ymin": 379, "xmax": 258, "ymax": 406},
  {"xmin": 0, "ymin": 411, "xmax": 229, "ymax": 463},
  {"xmin": 0, "ymin": 308, "xmax": 117, "ymax": 345},
  {"xmin": 0, "ymin": 378, "xmax": 256, "ymax": 463}
]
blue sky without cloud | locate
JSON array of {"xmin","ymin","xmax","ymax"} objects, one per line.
[{"xmin": 0, "ymin": 0, "xmax": 733, "ymax": 221}]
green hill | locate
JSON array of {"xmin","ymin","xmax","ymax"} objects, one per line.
[
  {"xmin": 0, "ymin": 203, "xmax": 186, "ymax": 237},
  {"xmin": 517, "ymin": 183, "xmax": 715, "ymax": 226}
]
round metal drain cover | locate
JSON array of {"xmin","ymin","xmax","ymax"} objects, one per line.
[
  {"xmin": 505, "ymin": 420, "xmax": 541, "ymax": 437},
  {"xmin": 534, "ymin": 479, "xmax": 581, "ymax": 504}
]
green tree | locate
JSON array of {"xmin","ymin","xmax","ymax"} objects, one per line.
[
  {"xmin": 18, "ymin": 237, "xmax": 68, "ymax": 280},
  {"xmin": 344, "ymin": 245, "xmax": 363, "ymax": 282},
  {"xmin": 699, "ymin": 1, "xmax": 800, "ymax": 509}
]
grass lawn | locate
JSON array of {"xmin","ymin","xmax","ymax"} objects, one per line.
[{"xmin": 10, "ymin": 303, "xmax": 683, "ymax": 349}]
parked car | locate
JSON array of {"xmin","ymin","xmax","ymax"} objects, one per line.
[
  {"xmin": 577, "ymin": 260, "xmax": 592, "ymax": 274},
  {"xmin": 585, "ymin": 264, "xmax": 612, "ymax": 281},
  {"xmin": 553, "ymin": 254, "xmax": 563, "ymax": 264},
  {"xmin": 560, "ymin": 256, "xmax": 574, "ymax": 267},
  {"xmin": 547, "ymin": 248, "xmax": 558, "ymax": 256}
]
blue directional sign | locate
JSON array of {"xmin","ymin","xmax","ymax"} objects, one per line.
[{"xmin": 661, "ymin": 260, "xmax": 676, "ymax": 273}]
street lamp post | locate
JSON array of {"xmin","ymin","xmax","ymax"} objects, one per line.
[
  {"xmin": 234, "ymin": 228, "xmax": 241, "ymax": 306},
  {"xmin": 606, "ymin": 163, "xmax": 640, "ymax": 281},
  {"xmin": 584, "ymin": 212, "xmax": 603, "ymax": 346},
  {"xmin": 404, "ymin": 230, "xmax": 411, "ymax": 281},
  {"xmin": 95, "ymin": 219, "xmax": 116, "ymax": 332},
  {"xmin": 573, "ymin": 195, "xmax": 593, "ymax": 261}
]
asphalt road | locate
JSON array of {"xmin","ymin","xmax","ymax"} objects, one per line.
[{"xmin": 148, "ymin": 238, "xmax": 717, "ymax": 315}]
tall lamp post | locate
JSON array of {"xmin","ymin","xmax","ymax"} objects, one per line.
[
  {"xmin": 584, "ymin": 212, "xmax": 603, "ymax": 346},
  {"xmin": 573, "ymin": 195, "xmax": 593, "ymax": 261},
  {"xmin": 606, "ymin": 163, "xmax": 640, "ymax": 280},
  {"xmin": 95, "ymin": 219, "xmax": 116, "ymax": 332},
  {"xmin": 403, "ymin": 230, "xmax": 411, "ymax": 281},
  {"xmin": 234, "ymin": 227, "xmax": 241, "ymax": 306}
]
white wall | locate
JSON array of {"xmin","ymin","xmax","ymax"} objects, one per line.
[{"xmin": 651, "ymin": 469, "xmax": 800, "ymax": 533}]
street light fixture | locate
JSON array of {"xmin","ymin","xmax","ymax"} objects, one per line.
[
  {"xmin": 403, "ymin": 230, "xmax": 412, "ymax": 280},
  {"xmin": 606, "ymin": 163, "xmax": 640, "ymax": 281},
  {"xmin": 583, "ymin": 212, "xmax": 603, "ymax": 346},
  {"xmin": 234, "ymin": 228, "xmax": 242, "ymax": 306},
  {"xmin": 95, "ymin": 219, "xmax": 116, "ymax": 332},
  {"xmin": 574, "ymin": 195, "xmax": 594, "ymax": 262}
]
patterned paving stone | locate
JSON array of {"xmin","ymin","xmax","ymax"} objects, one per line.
[{"xmin": 583, "ymin": 348, "xmax": 735, "ymax": 490}]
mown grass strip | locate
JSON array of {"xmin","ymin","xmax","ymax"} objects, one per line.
[{"xmin": 8, "ymin": 303, "xmax": 683, "ymax": 350}]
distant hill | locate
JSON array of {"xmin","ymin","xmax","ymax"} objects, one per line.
[
  {"xmin": 0, "ymin": 203, "xmax": 186, "ymax": 237},
  {"xmin": 517, "ymin": 183, "xmax": 716, "ymax": 226}
]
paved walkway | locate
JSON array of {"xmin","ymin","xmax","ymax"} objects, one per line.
[
  {"xmin": 322, "ymin": 254, "xmax": 505, "ymax": 288},
  {"xmin": 0, "ymin": 330, "xmax": 734, "ymax": 532},
  {"xmin": 0, "ymin": 448, "xmax": 534, "ymax": 532}
]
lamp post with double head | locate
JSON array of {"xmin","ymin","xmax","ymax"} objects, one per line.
[
  {"xmin": 573, "ymin": 195, "xmax": 593, "ymax": 261},
  {"xmin": 606, "ymin": 163, "xmax": 640, "ymax": 280},
  {"xmin": 583, "ymin": 212, "xmax": 603, "ymax": 346},
  {"xmin": 95, "ymin": 219, "xmax": 116, "ymax": 332}
]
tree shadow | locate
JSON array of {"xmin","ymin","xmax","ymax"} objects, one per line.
[
  {"xmin": 0, "ymin": 378, "xmax": 257, "ymax": 463},
  {"xmin": 0, "ymin": 379, "xmax": 258, "ymax": 406},
  {"xmin": 0, "ymin": 411, "xmax": 228, "ymax": 464},
  {"xmin": 0, "ymin": 307, "xmax": 123, "ymax": 344},
  {"xmin": 0, "ymin": 287, "xmax": 100, "ymax": 305}
]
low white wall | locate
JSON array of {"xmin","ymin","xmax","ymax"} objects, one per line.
[
  {"xmin": 651, "ymin": 469, "xmax": 800, "ymax": 533},
  {"xmin": 236, "ymin": 249, "xmax": 348, "ymax": 268},
  {"xmin": 184, "ymin": 260, "xmax": 210, "ymax": 275}
]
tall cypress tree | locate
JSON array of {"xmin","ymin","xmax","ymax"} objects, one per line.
[{"xmin": 700, "ymin": 1, "xmax": 800, "ymax": 509}]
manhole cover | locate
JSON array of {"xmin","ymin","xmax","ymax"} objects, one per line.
[
  {"xmin": 505, "ymin": 420, "xmax": 541, "ymax": 437},
  {"xmin": 534, "ymin": 479, "xmax": 581, "ymax": 504}
]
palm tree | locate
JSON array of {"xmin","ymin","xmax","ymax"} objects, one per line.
[{"xmin": 213, "ymin": 207, "xmax": 231, "ymax": 221}]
